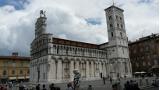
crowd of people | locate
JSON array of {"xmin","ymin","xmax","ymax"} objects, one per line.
[
  {"xmin": 0, "ymin": 77, "xmax": 157, "ymax": 90},
  {"xmin": 123, "ymin": 80, "xmax": 140, "ymax": 90},
  {"xmin": 34, "ymin": 83, "xmax": 94, "ymax": 90},
  {"xmin": 0, "ymin": 84, "xmax": 8, "ymax": 90}
]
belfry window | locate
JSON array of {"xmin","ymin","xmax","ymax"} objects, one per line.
[
  {"xmin": 110, "ymin": 24, "xmax": 113, "ymax": 28},
  {"xmin": 121, "ymin": 24, "xmax": 123, "ymax": 29},
  {"xmin": 109, "ymin": 16, "xmax": 112, "ymax": 20},
  {"xmin": 111, "ymin": 32, "xmax": 113, "ymax": 37},
  {"xmin": 116, "ymin": 15, "xmax": 118, "ymax": 20},
  {"xmin": 120, "ymin": 17, "xmax": 122, "ymax": 20},
  {"xmin": 120, "ymin": 32, "xmax": 122, "ymax": 38},
  {"xmin": 117, "ymin": 24, "xmax": 119, "ymax": 28}
]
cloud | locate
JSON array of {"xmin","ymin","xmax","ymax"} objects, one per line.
[{"xmin": 0, "ymin": 0, "xmax": 158, "ymax": 56}]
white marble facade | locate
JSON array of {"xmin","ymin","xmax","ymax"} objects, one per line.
[{"xmin": 30, "ymin": 5, "xmax": 132, "ymax": 83}]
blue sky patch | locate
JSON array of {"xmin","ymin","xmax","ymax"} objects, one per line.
[
  {"xmin": 85, "ymin": 18, "xmax": 101, "ymax": 25},
  {"xmin": 138, "ymin": 0, "xmax": 152, "ymax": 4},
  {"xmin": 0, "ymin": 0, "xmax": 29, "ymax": 10}
]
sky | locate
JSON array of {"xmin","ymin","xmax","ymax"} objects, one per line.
[{"xmin": 0, "ymin": 0, "xmax": 159, "ymax": 56}]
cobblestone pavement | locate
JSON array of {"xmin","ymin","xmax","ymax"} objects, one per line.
[
  {"xmin": 143, "ymin": 87, "xmax": 159, "ymax": 90},
  {"xmin": 11, "ymin": 77, "xmax": 158, "ymax": 90}
]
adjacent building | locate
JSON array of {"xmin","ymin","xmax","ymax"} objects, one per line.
[
  {"xmin": 129, "ymin": 34, "xmax": 159, "ymax": 76},
  {"xmin": 30, "ymin": 5, "xmax": 132, "ymax": 83},
  {"xmin": 0, "ymin": 52, "xmax": 30, "ymax": 83}
]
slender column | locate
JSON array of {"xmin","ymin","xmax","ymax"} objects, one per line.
[
  {"xmin": 80, "ymin": 62, "xmax": 83, "ymax": 77},
  {"xmin": 101, "ymin": 63, "xmax": 104, "ymax": 77},
  {"xmin": 95, "ymin": 62, "xmax": 99, "ymax": 77},
  {"xmin": 48, "ymin": 60, "xmax": 56, "ymax": 81},
  {"xmin": 52, "ymin": 59, "xmax": 56, "ymax": 80},
  {"xmin": 120, "ymin": 61, "xmax": 123, "ymax": 77},
  {"xmin": 91, "ymin": 61, "xmax": 94, "ymax": 78},
  {"xmin": 127, "ymin": 61, "xmax": 132, "ymax": 76},
  {"xmin": 106, "ymin": 63, "xmax": 109, "ymax": 77},
  {"xmin": 70, "ymin": 60, "xmax": 74, "ymax": 81},
  {"xmin": 86, "ymin": 60, "xmax": 90, "ymax": 79},
  {"xmin": 129, "ymin": 60, "xmax": 132, "ymax": 76},
  {"xmin": 103, "ymin": 62, "xmax": 106, "ymax": 77},
  {"xmin": 99, "ymin": 61, "xmax": 102, "ymax": 73},
  {"xmin": 57, "ymin": 59, "xmax": 62, "ymax": 80},
  {"xmin": 99, "ymin": 61, "xmax": 103, "ymax": 78},
  {"xmin": 76, "ymin": 60, "xmax": 79, "ymax": 71}
]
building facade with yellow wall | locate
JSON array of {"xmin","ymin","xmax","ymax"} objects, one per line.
[{"xmin": 0, "ymin": 53, "xmax": 30, "ymax": 83}]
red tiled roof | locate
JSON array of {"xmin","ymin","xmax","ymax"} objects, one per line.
[
  {"xmin": 0, "ymin": 56, "xmax": 31, "ymax": 60},
  {"xmin": 53, "ymin": 37, "xmax": 99, "ymax": 49}
]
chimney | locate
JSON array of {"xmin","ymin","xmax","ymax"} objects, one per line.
[{"xmin": 12, "ymin": 52, "xmax": 18, "ymax": 56}]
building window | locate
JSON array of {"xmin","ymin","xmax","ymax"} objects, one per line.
[
  {"xmin": 116, "ymin": 15, "xmax": 118, "ymax": 20},
  {"xmin": 154, "ymin": 60, "xmax": 158, "ymax": 65},
  {"xmin": 120, "ymin": 17, "xmax": 122, "ymax": 20},
  {"xmin": 148, "ymin": 62, "xmax": 151, "ymax": 66},
  {"xmin": 117, "ymin": 23, "xmax": 119, "ymax": 28},
  {"xmin": 145, "ymin": 46, "xmax": 149, "ymax": 52},
  {"xmin": 20, "ymin": 70, "xmax": 23, "ymax": 74},
  {"xmin": 110, "ymin": 24, "xmax": 113, "ymax": 28},
  {"xmin": 121, "ymin": 24, "xmax": 123, "ymax": 28},
  {"xmin": 12, "ymin": 61, "xmax": 16, "ymax": 67},
  {"xmin": 3, "ymin": 70, "xmax": 7, "ymax": 76},
  {"xmin": 111, "ymin": 32, "xmax": 113, "ymax": 37},
  {"xmin": 20, "ymin": 62, "xmax": 24, "ymax": 67},
  {"xmin": 120, "ymin": 32, "xmax": 122, "ymax": 38},
  {"xmin": 143, "ymin": 61, "xmax": 146, "ymax": 66},
  {"xmin": 136, "ymin": 63, "xmax": 139, "ymax": 67},
  {"xmin": 27, "ymin": 70, "xmax": 29, "ymax": 74},
  {"xmin": 12, "ymin": 70, "xmax": 15, "ymax": 75}
]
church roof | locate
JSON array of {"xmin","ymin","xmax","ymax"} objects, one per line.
[
  {"xmin": 104, "ymin": 5, "xmax": 124, "ymax": 12},
  {"xmin": 52, "ymin": 37, "xmax": 99, "ymax": 49}
]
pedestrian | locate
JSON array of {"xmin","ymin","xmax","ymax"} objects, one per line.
[
  {"xmin": 36, "ymin": 84, "xmax": 40, "ymax": 90},
  {"xmin": 19, "ymin": 83, "xmax": 24, "ymax": 90},
  {"xmin": 134, "ymin": 83, "xmax": 140, "ymax": 90},
  {"xmin": 50, "ymin": 83, "xmax": 56, "ymax": 90},
  {"xmin": 124, "ymin": 81, "xmax": 130, "ymax": 90},
  {"xmin": 103, "ymin": 77, "xmax": 106, "ymax": 85},
  {"xmin": 66, "ymin": 83, "xmax": 73, "ymax": 90},
  {"xmin": 112, "ymin": 84, "xmax": 117, "ymax": 90},
  {"xmin": 56, "ymin": 87, "xmax": 60, "ymax": 90},
  {"xmin": 42, "ymin": 84, "xmax": 47, "ymax": 90},
  {"xmin": 87, "ymin": 85, "xmax": 93, "ymax": 90},
  {"xmin": 0, "ymin": 85, "xmax": 4, "ymax": 90},
  {"xmin": 116, "ymin": 82, "xmax": 122, "ymax": 90},
  {"xmin": 4, "ymin": 85, "xmax": 8, "ymax": 90}
]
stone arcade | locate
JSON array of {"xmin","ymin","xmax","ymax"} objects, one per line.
[{"xmin": 30, "ymin": 5, "xmax": 132, "ymax": 83}]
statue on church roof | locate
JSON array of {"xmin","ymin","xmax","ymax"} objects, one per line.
[{"xmin": 40, "ymin": 10, "xmax": 46, "ymax": 17}]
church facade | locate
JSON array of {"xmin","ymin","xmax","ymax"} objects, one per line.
[{"xmin": 30, "ymin": 5, "xmax": 132, "ymax": 83}]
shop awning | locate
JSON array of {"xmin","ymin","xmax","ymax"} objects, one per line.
[{"xmin": 9, "ymin": 77, "xmax": 17, "ymax": 80}]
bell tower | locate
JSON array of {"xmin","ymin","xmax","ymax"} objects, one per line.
[
  {"xmin": 35, "ymin": 10, "xmax": 47, "ymax": 38},
  {"xmin": 105, "ymin": 5, "xmax": 132, "ymax": 78}
]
